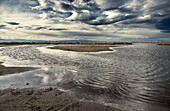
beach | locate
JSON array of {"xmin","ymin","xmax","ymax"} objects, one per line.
[{"xmin": 0, "ymin": 44, "xmax": 119, "ymax": 111}]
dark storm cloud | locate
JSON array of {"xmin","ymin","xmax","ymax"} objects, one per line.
[
  {"xmin": 155, "ymin": 18, "xmax": 170, "ymax": 33},
  {"xmin": 7, "ymin": 22, "xmax": 20, "ymax": 25},
  {"xmin": 85, "ymin": 14, "xmax": 137, "ymax": 25},
  {"xmin": 0, "ymin": 0, "xmax": 40, "ymax": 16},
  {"xmin": 83, "ymin": 0, "xmax": 91, "ymax": 2},
  {"xmin": 0, "ymin": 25, "xmax": 5, "ymax": 27},
  {"xmin": 96, "ymin": 0, "xmax": 130, "ymax": 10},
  {"xmin": 0, "ymin": 0, "xmax": 39, "ymax": 10},
  {"xmin": 120, "ymin": 19, "xmax": 157, "ymax": 26},
  {"xmin": 0, "ymin": 0, "xmax": 20, "ymax": 6},
  {"xmin": 105, "ymin": 7, "xmax": 134, "ymax": 13},
  {"xmin": 30, "ymin": 0, "xmax": 137, "ymax": 25},
  {"xmin": 56, "ymin": 0, "xmax": 137, "ymax": 25},
  {"xmin": 67, "ymin": 0, "xmax": 74, "ymax": 2},
  {"xmin": 0, "ymin": 25, "xmax": 6, "ymax": 29},
  {"xmin": 48, "ymin": 28, "xmax": 68, "ymax": 31},
  {"xmin": 43, "ymin": 0, "xmax": 55, "ymax": 7},
  {"xmin": 61, "ymin": 3, "xmax": 74, "ymax": 11},
  {"xmin": 91, "ymin": 27, "xmax": 103, "ymax": 31},
  {"xmin": 17, "ymin": 25, "xmax": 68, "ymax": 31},
  {"xmin": 146, "ymin": 0, "xmax": 170, "ymax": 33},
  {"xmin": 149, "ymin": 1, "xmax": 170, "ymax": 12},
  {"xmin": 41, "ymin": 7, "xmax": 54, "ymax": 12}
]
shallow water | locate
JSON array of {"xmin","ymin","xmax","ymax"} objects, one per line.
[{"xmin": 0, "ymin": 44, "xmax": 170, "ymax": 111}]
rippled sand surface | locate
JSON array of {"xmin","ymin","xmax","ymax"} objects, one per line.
[{"xmin": 0, "ymin": 44, "xmax": 169, "ymax": 111}]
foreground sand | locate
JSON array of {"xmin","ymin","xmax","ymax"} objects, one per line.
[
  {"xmin": 49, "ymin": 45, "xmax": 115, "ymax": 52},
  {"xmin": 0, "ymin": 63, "xmax": 118, "ymax": 111},
  {"xmin": 0, "ymin": 88, "xmax": 119, "ymax": 111}
]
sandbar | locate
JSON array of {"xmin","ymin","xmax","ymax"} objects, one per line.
[
  {"xmin": 0, "ymin": 64, "xmax": 35, "ymax": 76},
  {"xmin": 49, "ymin": 45, "xmax": 116, "ymax": 52}
]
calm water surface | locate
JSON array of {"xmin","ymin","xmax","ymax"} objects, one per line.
[{"xmin": 0, "ymin": 43, "xmax": 169, "ymax": 111}]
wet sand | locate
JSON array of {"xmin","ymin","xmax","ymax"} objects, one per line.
[
  {"xmin": 49, "ymin": 45, "xmax": 115, "ymax": 52},
  {"xmin": 0, "ymin": 63, "xmax": 118, "ymax": 111},
  {"xmin": 0, "ymin": 64, "xmax": 34, "ymax": 76},
  {"xmin": 0, "ymin": 88, "xmax": 119, "ymax": 111}
]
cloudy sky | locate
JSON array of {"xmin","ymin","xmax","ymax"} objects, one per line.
[{"xmin": 0, "ymin": 0, "xmax": 170, "ymax": 42}]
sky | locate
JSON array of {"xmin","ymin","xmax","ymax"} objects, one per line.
[{"xmin": 0, "ymin": 0, "xmax": 170, "ymax": 42}]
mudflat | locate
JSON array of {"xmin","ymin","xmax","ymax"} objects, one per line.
[
  {"xmin": 49, "ymin": 45, "xmax": 116, "ymax": 52},
  {"xmin": 0, "ymin": 88, "xmax": 119, "ymax": 111}
]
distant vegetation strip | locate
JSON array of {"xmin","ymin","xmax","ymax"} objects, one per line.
[
  {"xmin": 157, "ymin": 42, "xmax": 170, "ymax": 45},
  {"xmin": 0, "ymin": 42, "xmax": 133, "ymax": 46}
]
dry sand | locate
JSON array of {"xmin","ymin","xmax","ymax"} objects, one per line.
[{"xmin": 49, "ymin": 45, "xmax": 115, "ymax": 52}]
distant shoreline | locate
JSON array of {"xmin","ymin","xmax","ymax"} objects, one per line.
[
  {"xmin": 0, "ymin": 41, "xmax": 170, "ymax": 47},
  {"xmin": 0, "ymin": 41, "xmax": 132, "ymax": 46}
]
